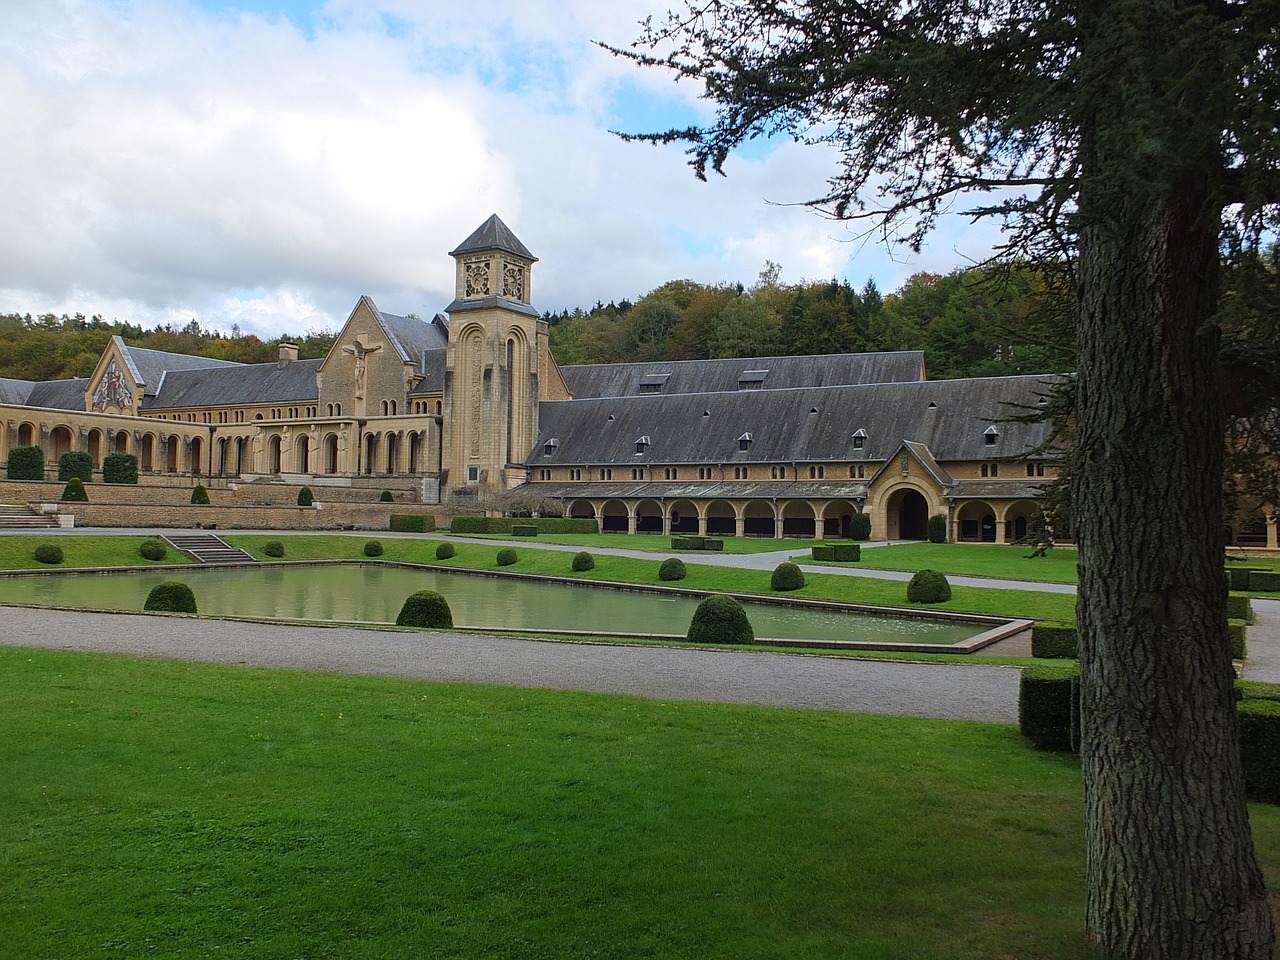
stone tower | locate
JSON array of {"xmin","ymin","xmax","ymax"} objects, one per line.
[{"xmin": 441, "ymin": 214, "xmax": 562, "ymax": 494}]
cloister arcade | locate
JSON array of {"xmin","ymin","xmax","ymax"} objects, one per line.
[{"xmin": 564, "ymin": 496, "xmax": 867, "ymax": 539}]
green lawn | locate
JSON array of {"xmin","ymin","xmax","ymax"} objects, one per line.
[
  {"xmin": 14, "ymin": 647, "xmax": 1276, "ymax": 959},
  {"xmin": 0, "ymin": 535, "xmax": 194, "ymax": 570},
  {"xmin": 855, "ymin": 542, "xmax": 1081, "ymax": 583},
  {"xmin": 457, "ymin": 531, "xmax": 826, "ymax": 555}
]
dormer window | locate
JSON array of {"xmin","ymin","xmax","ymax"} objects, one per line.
[
  {"xmin": 635, "ymin": 436, "xmax": 650, "ymax": 455},
  {"xmin": 928, "ymin": 401, "xmax": 937, "ymax": 410},
  {"xmin": 737, "ymin": 370, "xmax": 768, "ymax": 390},
  {"xmin": 852, "ymin": 428, "xmax": 867, "ymax": 450},
  {"xmin": 638, "ymin": 373, "xmax": 670, "ymax": 394},
  {"xmin": 542, "ymin": 438, "xmax": 558, "ymax": 457},
  {"xmin": 984, "ymin": 425, "xmax": 999, "ymax": 446},
  {"xmin": 738, "ymin": 432, "xmax": 753, "ymax": 451}
]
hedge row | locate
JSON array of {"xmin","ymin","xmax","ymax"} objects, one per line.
[
  {"xmin": 388, "ymin": 514, "xmax": 437, "ymax": 533},
  {"xmin": 58, "ymin": 451, "xmax": 93, "ymax": 483},
  {"xmin": 449, "ymin": 517, "xmax": 598, "ymax": 535},
  {"xmin": 811, "ymin": 543, "xmax": 860, "ymax": 562},
  {"xmin": 671, "ymin": 536, "xmax": 723, "ymax": 551},
  {"xmin": 512, "ymin": 525, "xmax": 538, "ymax": 537},
  {"xmin": 1226, "ymin": 567, "xmax": 1280, "ymax": 592},
  {"xmin": 1033, "ymin": 617, "xmax": 1248, "ymax": 660}
]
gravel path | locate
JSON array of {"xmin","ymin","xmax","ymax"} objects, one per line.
[
  {"xmin": 0, "ymin": 605, "xmax": 1021, "ymax": 723},
  {"xmin": 1243, "ymin": 598, "xmax": 1280, "ymax": 684}
]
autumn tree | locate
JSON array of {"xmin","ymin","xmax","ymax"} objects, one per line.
[{"xmin": 611, "ymin": 1, "xmax": 1279, "ymax": 957}]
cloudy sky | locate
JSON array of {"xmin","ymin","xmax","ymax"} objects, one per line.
[{"xmin": 0, "ymin": 0, "xmax": 1003, "ymax": 339}]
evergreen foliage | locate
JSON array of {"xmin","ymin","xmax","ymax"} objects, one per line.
[
  {"xmin": 395, "ymin": 590, "xmax": 453, "ymax": 629},
  {"xmin": 906, "ymin": 570, "xmax": 952, "ymax": 604},
  {"xmin": 379, "ymin": 490, "xmax": 394, "ymax": 502},
  {"xmin": 927, "ymin": 514, "xmax": 948, "ymax": 543},
  {"xmin": 190, "ymin": 484, "xmax": 210, "ymax": 505},
  {"xmin": 101, "ymin": 453, "xmax": 137, "ymax": 484},
  {"xmin": 32, "ymin": 543, "xmax": 63, "ymax": 564},
  {"xmin": 363, "ymin": 540, "xmax": 384, "ymax": 557},
  {"xmin": 297, "ymin": 486, "xmax": 313, "ymax": 507},
  {"xmin": 139, "ymin": 539, "xmax": 168, "ymax": 562},
  {"xmin": 571, "ymin": 551, "xmax": 595, "ymax": 572},
  {"xmin": 60, "ymin": 477, "xmax": 88, "ymax": 502},
  {"xmin": 658, "ymin": 557, "xmax": 687, "ymax": 581},
  {"xmin": 849, "ymin": 513, "xmax": 872, "ymax": 541},
  {"xmin": 389, "ymin": 514, "xmax": 435, "ymax": 532},
  {"xmin": 687, "ymin": 594, "xmax": 754, "ymax": 645},
  {"xmin": 496, "ymin": 548, "xmax": 518, "ymax": 566},
  {"xmin": 770, "ymin": 561, "xmax": 805, "ymax": 591},
  {"xmin": 143, "ymin": 580, "xmax": 197, "ymax": 614},
  {"xmin": 58, "ymin": 451, "xmax": 93, "ymax": 483},
  {"xmin": 262, "ymin": 541, "xmax": 285, "ymax": 558},
  {"xmin": 6, "ymin": 445, "xmax": 44, "ymax": 481},
  {"xmin": 434, "ymin": 542, "xmax": 456, "ymax": 560}
]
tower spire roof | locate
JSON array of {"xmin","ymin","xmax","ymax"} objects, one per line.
[{"xmin": 449, "ymin": 214, "xmax": 537, "ymax": 262}]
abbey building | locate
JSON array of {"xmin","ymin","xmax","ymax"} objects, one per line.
[{"xmin": 0, "ymin": 214, "xmax": 1111, "ymax": 545}]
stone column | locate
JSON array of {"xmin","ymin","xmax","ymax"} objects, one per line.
[
  {"xmin": 627, "ymin": 505, "xmax": 637, "ymax": 536},
  {"xmin": 1267, "ymin": 514, "xmax": 1278, "ymax": 551}
]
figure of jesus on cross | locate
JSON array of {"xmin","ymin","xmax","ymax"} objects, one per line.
[{"xmin": 342, "ymin": 339, "xmax": 382, "ymax": 400}]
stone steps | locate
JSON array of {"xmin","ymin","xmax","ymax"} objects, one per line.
[
  {"xmin": 162, "ymin": 534, "xmax": 257, "ymax": 565},
  {"xmin": 0, "ymin": 504, "xmax": 60, "ymax": 529}
]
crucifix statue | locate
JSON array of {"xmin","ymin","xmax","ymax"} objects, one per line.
[{"xmin": 342, "ymin": 339, "xmax": 382, "ymax": 399}]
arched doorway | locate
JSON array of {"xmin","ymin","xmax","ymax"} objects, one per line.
[
  {"xmin": 296, "ymin": 435, "xmax": 311, "ymax": 474},
  {"xmin": 890, "ymin": 489, "xmax": 929, "ymax": 540},
  {"xmin": 50, "ymin": 426, "xmax": 74, "ymax": 462},
  {"xmin": 112, "ymin": 430, "xmax": 129, "ymax": 454},
  {"xmin": 17, "ymin": 423, "xmax": 35, "ymax": 447},
  {"xmin": 86, "ymin": 429, "xmax": 103, "ymax": 468},
  {"xmin": 705, "ymin": 499, "xmax": 736, "ymax": 536},
  {"xmin": 781, "ymin": 500, "xmax": 817, "ymax": 538},
  {"xmin": 635, "ymin": 499, "xmax": 663, "ymax": 534},
  {"xmin": 166, "ymin": 435, "xmax": 181, "ymax": 473},
  {"xmin": 323, "ymin": 433, "xmax": 339, "ymax": 474},
  {"xmin": 600, "ymin": 499, "xmax": 628, "ymax": 533},
  {"xmin": 269, "ymin": 436, "xmax": 282, "ymax": 474},
  {"xmin": 189, "ymin": 437, "xmax": 204, "ymax": 475},
  {"xmin": 668, "ymin": 499, "xmax": 699, "ymax": 534},
  {"xmin": 139, "ymin": 434, "xmax": 155, "ymax": 472},
  {"xmin": 568, "ymin": 499, "xmax": 596, "ymax": 520},
  {"xmin": 957, "ymin": 500, "xmax": 998, "ymax": 542},
  {"xmin": 743, "ymin": 500, "xmax": 777, "ymax": 537}
]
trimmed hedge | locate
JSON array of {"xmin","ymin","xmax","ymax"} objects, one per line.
[
  {"xmin": 139, "ymin": 539, "xmax": 168, "ymax": 561},
  {"xmin": 1249, "ymin": 571, "xmax": 1280, "ymax": 592},
  {"xmin": 1018, "ymin": 662, "xmax": 1079, "ymax": 751},
  {"xmin": 395, "ymin": 590, "xmax": 453, "ymax": 629},
  {"xmin": 671, "ymin": 536, "xmax": 725, "ymax": 551},
  {"xmin": 572, "ymin": 551, "xmax": 595, "ymax": 572},
  {"xmin": 512, "ymin": 524, "xmax": 538, "ymax": 537},
  {"xmin": 811, "ymin": 543, "xmax": 861, "ymax": 562},
  {"xmin": 60, "ymin": 477, "xmax": 88, "ymax": 502},
  {"xmin": 380, "ymin": 490, "xmax": 394, "ymax": 502},
  {"xmin": 263, "ymin": 541, "xmax": 285, "ymax": 558},
  {"xmin": 364, "ymin": 540, "xmax": 384, "ymax": 557},
  {"xmin": 449, "ymin": 517, "xmax": 599, "ymax": 535},
  {"xmin": 58, "ymin": 451, "xmax": 93, "ymax": 483},
  {"xmin": 906, "ymin": 569, "xmax": 952, "ymax": 603},
  {"xmin": 297, "ymin": 486, "xmax": 314, "ymax": 507},
  {"xmin": 927, "ymin": 513, "xmax": 948, "ymax": 543},
  {"xmin": 496, "ymin": 548, "xmax": 518, "ymax": 566},
  {"xmin": 659, "ymin": 557, "xmax": 687, "ymax": 582},
  {"xmin": 7, "ymin": 445, "xmax": 44, "ymax": 481},
  {"xmin": 144, "ymin": 580, "xmax": 197, "ymax": 614},
  {"xmin": 849, "ymin": 512, "xmax": 872, "ymax": 541},
  {"xmin": 389, "ymin": 514, "xmax": 436, "ymax": 533},
  {"xmin": 770, "ymin": 561, "xmax": 805, "ymax": 591},
  {"xmin": 190, "ymin": 484, "xmax": 210, "ymax": 505},
  {"xmin": 102, "ymin": 452, "xmax": 138, "ymax": 484},
  {"xmin": 1227, "ymin": 594, "xmax": 1254, "ymax": 622},
  {"xmin": 434, "ymin": 541, "xmax": 456, "ymax": 560},
  {"xmin": 1240, "ymin": 698, "xmax": 1280, "ymax": 805},
  {"xmin": 1228, "ymin": 619, "xmax": 1247, "ymax": 660},
  {"xmin": 1226, "ymin": 567, "xmax": 1263, "ymax": 591},
  {"xmin": 32, "ymin": 543, "xmax": 63, "ymax": 565},
  {"xmin": 687, "ymin": 594, "xmax": 754, "ymax": 645},
  {"xmin": 1031, "ymin": 621, "xmax": 1078, "ymax": 659}
]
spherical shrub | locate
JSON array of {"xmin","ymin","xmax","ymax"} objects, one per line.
[
  {"xmin": 61, "ymin": 477, "xmax": 88, "ymax": 502},
  {"xmin": 395, "ymin": 590, "xmax": 453, "ymax": 629},
  {"xmin": 435, "ymin": 541, "xmax": 456, "ymax": 560},
  {"xmin": 496, "ymin": 547, "xmax": 518, "ymax": 566},
  {"xmin": 380, "ymin": 489, "xmax": 394, "ymax": 502},
  {"xmin": 907, "ymin": 569, "xmax": 952, "ymax": 603},
  {"xmin": 190, "ymin": 484, "xmax": 210, "ymax": 505},
  {"xmin": 364, "ymin": 539, "xmax": 384, "ymax": 557},
  {"xmin": 263, "ymin": 540, "xmax": 285, "ymax": 558},
  {"xmin": 770, "ymin": 561, "xmax": 805, "ymax": 591},
  {"xmin": 572, "ymin": 551, "xmax": 595, "ymax": 572},
  {"xmin": 32, "ymin": 543, "xmax": 64, "ymax": 565},
  {"xmin": 658, "ymin": 557, "xmax": 687, "ymax": 582},
  {"xmin": 139, "ymin": 539, "xmax": 168, "ymax": 561},
  {"xmin": 687, "ymin": 594, "xmax": 754, "ymax": 645},
  {"xmin": 144, "ymin": 580, "xmax": 197, "ymax": 614},
  {"xmin": 297, "ymin": 486, "xmax": 314, "ymax": 507}
]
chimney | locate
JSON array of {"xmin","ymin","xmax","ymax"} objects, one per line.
[{"xmin": 278, "ymin": 342, "xmax": 299, "ymax": 367}]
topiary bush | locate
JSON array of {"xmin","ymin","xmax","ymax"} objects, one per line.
[
  {"xmin": 102, "ymin": 452, "xmax": 138, "ymax": 484},
  {"xmin": 380, "ymin": 489, "xmax": 394, "ymax": 502},
  {"xmin": 907, "ymin": 569, "xmax": 952, "ymax": 603},
  {"xmin": 263, "ymin": 540, "xmax": 285, "ymax": 558},
  {"xmin": 770, "ymin": 561, "xmax": 805, "ymax": 591},
  {"xmin": 32, "ymin": 543, "xmax": 63, "ymax": 565},
  {"xmin": 364, "ymin": 539, "xmax": 384, "ymax": 557},
  {"xmin": 659, "ymin": 557, "xmax": 687, "ymax": 582},
  {"xmin": 190, "ymin": 484, "xmax": 210, "ymax": 505},
  {"xmin": 390, "ymin": 514, "xmax": 436, "ymax": 532},
  {"xmin": 1031, "ymin": 621, "xmax": 1079, "ymax": 659},
  {"xmin": 60, "ymin": 477, "xmax": 88, "ymax": 502},
  {"xmin": 434, "ymin": 541, "xmax": 456, "ymax": 560},
  {"xmin": 7, "ymin": 445, "xmax": 44, "ymax": 481},
  {"xmin": 687, "ymin": 594, "xmax": 754, "ymax": 645},
  {"xmin": 297, "ymin": 486, "xmax": 314, "ymax": 507},
  {"xmin": 1239, "ymin": 698, "xmax": 1280, "ymax": 804},
  {"xmin": 58, "ymin": 451, "xmax": 93, "ymax": 483},
  {"xmin": 1019, "ymin": 662, "xmax": 1079, "ymax": 751},
  {"xmin": 139, "ymin": 539, "xmax": 168, "ymax": 561},
  {"xmin": 395, "ymin": 590, "xmax": 453, "ymax": 629},
  {"xmin": 496, "ymin": 547, "xmax": 518, "ymax": 566},
  {"xmin": 927, "ymin": 513, "xmax": 948, "ymax": 543},
  {"xmin": 144, "ymin": 580, "xmax": 197, "ymax": 614},
  {"xmin": 572, "ymin": 551, "xmax": 595, "ymax": 572},
  {"xmin": 849, "ymin": 512, "xmax": 872, "ymax": 541}
]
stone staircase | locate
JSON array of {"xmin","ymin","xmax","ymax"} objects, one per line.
[
  {"xmin": 0, "ymin": 504, "xmax": 60, "ymax": 530},
  {"xmin": 163, "ymin": 533, "xmax": 257, "ymax": 565}
]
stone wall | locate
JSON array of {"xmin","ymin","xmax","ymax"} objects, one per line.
[{"xmin": 60, "ymin": 501, "xmax": 442, "ymax": 531}]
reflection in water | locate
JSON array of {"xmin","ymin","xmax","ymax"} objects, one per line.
[{"xmin": 0, "ymin": 565, "xmax": 978, "ymax": 645}]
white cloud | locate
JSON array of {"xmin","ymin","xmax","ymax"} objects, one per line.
[{"xmin": 0, "ymin": 0, "xmax": 995, "ymax": 340}]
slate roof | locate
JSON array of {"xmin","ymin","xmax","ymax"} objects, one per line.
[
  {"xmin": 0, "ymin": 377, "xmax": 35, "ymax": 405},
  {"xmin": 449, "ymin": 214, "xmax": 537, "ymax": 261},
  {"xmin": 529, "ymin": 375, "xmax": 1058, "ymax": 467},
  {"xmin": 408, "ymin": 349, "xmax": 448, "ymax": 397},
  {"xmin": 560, "ymin": 352, "xmax": 926, "ymax": 398},
  {"xmin": 25, "ymin": 379, "xmax": 89, "ymax": 410},
  {"xmin": 148, "ymin": 359, "xmax": 322, "ymax": 409},
  {"xmin": 370, "ymin": 302, "xmax": 448, "ymax": 367},
  {"xmin": 116, "ymin": 337, "xmax": 242, "ymax": 396},
  {"xmin": 529, "ymin": 480, "xmax": 870, "ymax": 501}
]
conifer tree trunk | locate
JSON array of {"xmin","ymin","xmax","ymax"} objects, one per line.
[{"xmin": 1074, "ymin": 4, "xmax": 1274, "ymax": 956}]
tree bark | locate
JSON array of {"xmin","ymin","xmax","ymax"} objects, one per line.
[{"xmin": 1074, "ymin": 3, "xmax": 1275, "ymax": 956}]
